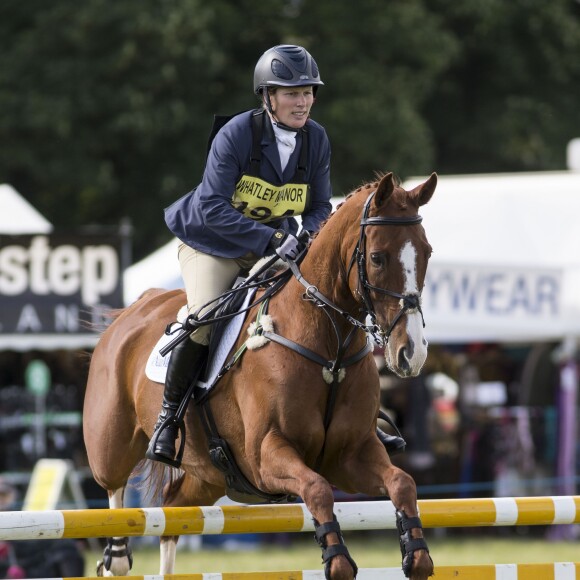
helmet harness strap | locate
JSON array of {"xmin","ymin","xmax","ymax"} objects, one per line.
[{"xmin": 262, "ymin": 89, "xmax": 300, "ymax": 133}]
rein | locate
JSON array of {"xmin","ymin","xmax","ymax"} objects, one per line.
[{"xmin": 159, "ymin": 254, "xmax": 292, "ymax": 356}]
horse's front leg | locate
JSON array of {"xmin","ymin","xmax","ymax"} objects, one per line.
[
  {"xmin": 338, "ymin": 439, "xmax": 434, "ymax": 580},
  {"xmin": 258, "ymin": 433, "xmax": 357, "ymax": 580},
  {"xmin": 96, "ymin": 489, "xmax": 133, "ymax": 577}
]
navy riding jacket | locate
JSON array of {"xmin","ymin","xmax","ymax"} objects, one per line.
[{"xmin": 164, "ymin": 110, "xmax": 332, "ymax": 258}]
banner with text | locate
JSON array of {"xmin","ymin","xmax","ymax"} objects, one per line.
[
  {"xmin": 0, "ymin": 234, "xmax": 123, "ymax": 335},
  {"xmin": 422, "ymin": 262, "xmax": 565, "ymax": 343}
]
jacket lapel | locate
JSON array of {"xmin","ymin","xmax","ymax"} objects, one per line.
[
  {"xmin": 261, "ymin": 117, "xmax": 284, "ymax": 182},
  {"xmin": 282, "ymin": 131, "xmax": 302, "ymax": 181}
]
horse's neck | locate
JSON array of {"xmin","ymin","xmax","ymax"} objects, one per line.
[
  {"xmin": 300, "ymin": 247, "xmax": 351, "ymax": 306},
  {"xmin": 285, "ymin": 234, "xmax": 360, "ymax": 339}
]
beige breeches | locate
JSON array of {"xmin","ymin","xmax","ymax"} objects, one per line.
[{"xmin": 178, "ymin": 243, "xmax": 259, "ymax": 345}]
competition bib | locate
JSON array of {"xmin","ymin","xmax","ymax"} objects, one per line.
[{"xmin": 232, "ymin": 174, "xmax": 310, "ymax": 223}]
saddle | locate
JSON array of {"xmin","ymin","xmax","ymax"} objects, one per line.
[{"xmin": 145, "ymin": 283, "xmax": 258, "ymax": 392}]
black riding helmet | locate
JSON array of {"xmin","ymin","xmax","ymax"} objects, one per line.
[
  {"xmin": 254, "ymin": 45, "xmax": 323, "ymax": 131},
  {"xmin": 254, "ymin": 44, "xmax": 324, "ymax": 95}
]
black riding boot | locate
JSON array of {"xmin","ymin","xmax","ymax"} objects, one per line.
[
  {"xmin": 377, "ymin": 428, "xmax": 406, "ymax": 456},
  {"xmin": 145, "ymin": 339, "xmax": 208, "ymax": 467},
  {"xmin": 377, "ymin": 409, "xmax": 406, "ymax": 456}
]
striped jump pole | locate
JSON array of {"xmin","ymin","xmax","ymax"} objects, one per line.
[
  {"xmin": 0, "ymin": 496, "xmax": 578, "ymax": 541},
  {"xmin": 11, "ymin": 563, "xmax": 580, "ymax": 579}
]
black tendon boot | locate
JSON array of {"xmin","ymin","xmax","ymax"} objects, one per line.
[{"xmin": 146, "ymin": 339, "xmax": 208, "ymax": 466}]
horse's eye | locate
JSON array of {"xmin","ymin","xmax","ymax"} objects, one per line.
[{"xmin": 370, "ymin": 253, "xmax": 386, "ymax": 267}]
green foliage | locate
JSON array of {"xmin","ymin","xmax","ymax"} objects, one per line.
[
  {"xmin": 424, "ymin": 0, "xmax": 580, "ymax": 172},
  {"xmin": 1, "ymin": 0, "xmax": 579, "ymax": 259}
]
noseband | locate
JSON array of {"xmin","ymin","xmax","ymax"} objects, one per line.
[{"xmin": 347, "ymin": 191, "xmax": 425, "ymax": 344}]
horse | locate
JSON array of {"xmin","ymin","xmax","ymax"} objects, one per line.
[{"xmin": 83, "ymin": 171, "xmax": 438, "ymax": 580}]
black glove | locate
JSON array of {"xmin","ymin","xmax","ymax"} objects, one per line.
[
  {"xmin": 268, "ymin": 229, "xmax": 303, "ymax": 262},
  {"xmin": 297, "ymin": 229, "xmax": 314, "ymax": 245}
]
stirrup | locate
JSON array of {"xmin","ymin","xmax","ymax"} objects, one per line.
[
  {"xmin": 145, "ymin": 415, "xmax": 187, "ymax": 468},
  {"xmin": 377, "ymin": 429, "xmax": 406, "ymax": 456}
]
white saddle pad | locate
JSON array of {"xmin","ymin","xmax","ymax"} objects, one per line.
[{"xmin": 145, "ymin": 289, "xmax": 256, "ymax": 391}]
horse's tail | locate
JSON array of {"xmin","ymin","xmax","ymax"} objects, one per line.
[
  {"xmin": 131, "ymin": 459, "xmax": 185, "ymax": 507},
  {"xmin": 88, "ymin": 288, "xmax": 165, "ymax": 336}
]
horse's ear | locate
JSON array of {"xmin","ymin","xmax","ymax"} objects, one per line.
[
  {"xmin": 410, "ymin": 172, "xmax": 437, "ymax": 206},
  {"xmin": 374, "ymin": 172, "xmax": 396, "ymax": 208}
]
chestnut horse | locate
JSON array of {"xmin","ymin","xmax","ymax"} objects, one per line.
[{"xmin": 83, "ymin": 172, "xmax": 437, "ymax": 580}]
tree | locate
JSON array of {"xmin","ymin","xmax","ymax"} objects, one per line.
[
  {"xmin": 0, "ymin": 0, "xmax": 292, "ymax": 257},
  {"xmin": 1, "ymin": 0, "xmax": 579, "ymax": 260},
  {"xmin": 297, "ymin": 0, "xmax": 458, "ymax": 189},
  {"xmin": 424, "ymin": 0, "xmax": 580, "ymax": 173}
]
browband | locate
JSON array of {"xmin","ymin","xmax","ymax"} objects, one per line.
[{"xmin": 361, "ymin": 215, "xmax": 423, "ymax": 226}]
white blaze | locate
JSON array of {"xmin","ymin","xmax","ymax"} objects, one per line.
[
  {"xmin": 400, "ymin": 241, "xmax": 418, "ymax": 294},
  {"xmin": 385, "ymin": 241, "xmax": 428, "ymax": 376},
  {"xmin": 399, "ymin": 241, "xmax": 424, "ymax": 355}
]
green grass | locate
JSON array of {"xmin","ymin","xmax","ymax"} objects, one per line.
[{"xmin": 84, "ymin": 532, "xmax": 580, "ymax": 575}]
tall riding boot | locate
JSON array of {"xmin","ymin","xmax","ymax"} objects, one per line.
[
  {"xmin": 145, "ymin": 339, "xmax": 208, "ymax": 466},
  {"xmin": 377, "ymin": 428, "xmax": 406, "ymax": 456},
  {"xmin": 377, "ymin": 409, "xmax": 406, "ymax": 456}
]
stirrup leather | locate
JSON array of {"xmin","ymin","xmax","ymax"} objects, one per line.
[{"xmin": 314, "ymin": 515, "xmax": 358, "ymax": 580}]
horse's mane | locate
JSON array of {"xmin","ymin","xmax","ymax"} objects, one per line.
[{"xmin": 316, "ymin": 173, "xmax": 403, "ymax": 235}]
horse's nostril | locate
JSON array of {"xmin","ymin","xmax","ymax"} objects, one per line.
[{"xmin": 397, "ymin": 347, "xmax": 410, "ymax": 372}]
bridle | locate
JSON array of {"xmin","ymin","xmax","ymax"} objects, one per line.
[{"xmin": 346, "ymin": 191, "xmax": 426, "ymax": 344}]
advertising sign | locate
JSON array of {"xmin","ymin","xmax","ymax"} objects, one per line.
[
  {"xmin": 422, "ymin": 262, "xmax": 565, "ymax": 342},
  {"xmin": 0, "ymin": 234, "xmax": 124, "ymax": 336}
]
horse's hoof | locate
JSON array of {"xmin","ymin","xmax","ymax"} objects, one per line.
[
  {"xmin": 96, "ymin": 559, "xmax": 117, "ymax": 577},
  {"xmin": 329, "ymin": 554, "xmax": 357, "ymax": 580},
  {"xmin": 409, "ymin": 550, "xmax": 434, "ymax": 579}
]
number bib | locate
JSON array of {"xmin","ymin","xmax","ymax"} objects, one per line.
[{"xmin": 232, "ymin": 175, "xmax": 310, "ymax": 222}]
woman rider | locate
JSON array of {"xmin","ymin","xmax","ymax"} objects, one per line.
[{"xmin": 146, "ymin": 44, "xmax": 405, "ymax": 467}]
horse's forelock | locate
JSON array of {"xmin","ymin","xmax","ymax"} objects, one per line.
[{"xmin": 391, "ymin": 187, "xmax": 410, "ymax": 210}]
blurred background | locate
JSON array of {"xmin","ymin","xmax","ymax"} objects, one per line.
[{"xmin": 1, "ymin": 0, "xmax": 579, "ymax": 575}]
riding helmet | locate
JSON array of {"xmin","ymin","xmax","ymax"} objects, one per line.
[{"xmin": 253, "ymin": 45, "xmax": 324, "ymax": 94}]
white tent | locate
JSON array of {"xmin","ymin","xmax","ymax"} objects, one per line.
[
  {"xmin": 405, "ymin": 170, "xmax": 580, "ymax": 343},
  {"xmin": 0, "ymin": 184, "xmax": 53, "ymax": 234},
  {"xmin": 123, "ymin": 170, "xmax": 580, "ymax": 344},
  {"xmin": 124, "ymin": 237, "xmax": 183, "ymax": 305}
]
